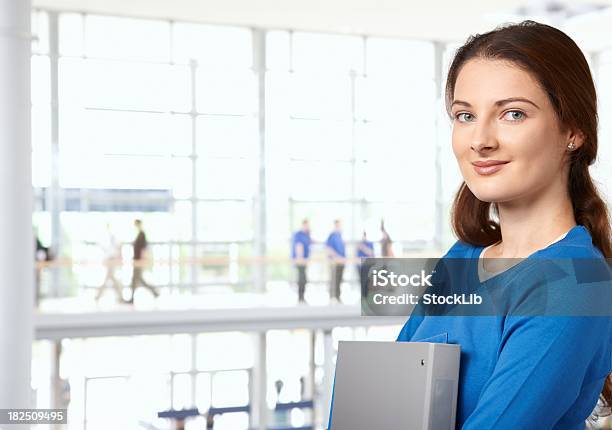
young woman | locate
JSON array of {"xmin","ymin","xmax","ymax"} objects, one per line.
[{"xmin": 396, "ymin": 21, "xmax": 611, "ymax": 429}]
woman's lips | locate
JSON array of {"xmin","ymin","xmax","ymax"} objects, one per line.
[{"xmin": 471, "ymin": 160, "xmax": 509, "ymax": 175}]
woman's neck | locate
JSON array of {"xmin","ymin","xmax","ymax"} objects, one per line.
[{"xmin": 484, "ymin": 190, "xmax": 576, "ymax": 259}]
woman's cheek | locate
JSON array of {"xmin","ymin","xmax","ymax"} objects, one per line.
[{"xmin": 451, "ymin": 128, "xmax": 470, "ymax": 159}]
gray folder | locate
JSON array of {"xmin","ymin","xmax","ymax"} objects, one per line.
[{"xmin": 330, "ymin": 340, "xmax": 460, "ymax": 430}]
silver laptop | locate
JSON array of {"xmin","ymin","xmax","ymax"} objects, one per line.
[{"xmin": 330, "ymin": 341, "xmax": 460, "ymax": 430}]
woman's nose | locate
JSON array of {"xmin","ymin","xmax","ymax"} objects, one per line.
[{"xmin": 470, "ymin": 122, "xmax": 499, "ymax": 153}]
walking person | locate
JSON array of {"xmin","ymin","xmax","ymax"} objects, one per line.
[
  {"xmin": 127, "ymin": 219, "xmax": 159, "ymax": 303},
  {"xmin": 95, "ymin": 224, "xmax": 124, "ymax": 302}
]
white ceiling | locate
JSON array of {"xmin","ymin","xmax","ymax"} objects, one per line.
[{"xmin": 32, "ymin": 0, "xmax": 612, "ymax": 48}]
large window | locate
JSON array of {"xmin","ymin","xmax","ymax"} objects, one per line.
[
  {"xmin": 32, "ymin": 12, "xmax": 259, "ymax": 298},
  {"xmin": 31, "ymin": 7, "xmax": 470, "ymax": 307},
  {"xmin": 265, "ymin": 31, "xmax": 439, "ymax": 286}
]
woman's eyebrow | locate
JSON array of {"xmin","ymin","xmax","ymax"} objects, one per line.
[
  {"xmin": 494, "ymin": 97, "xmax": 540, "ymax": 109},
  {"xmin": 451, "ymin": 97, "xmax": 540, "ymax": 109},
  {"xmin": 451, "ymin": 100, "xmax": 471, "ymax": 108}
]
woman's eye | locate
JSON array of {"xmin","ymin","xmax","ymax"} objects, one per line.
[
  {"xmin": 503, "ymin": 110, "xmax": 525, "ymax": 121},
  {"xmin": 456, "ymin": 112, "xmax": 474, "ymax": 122}
]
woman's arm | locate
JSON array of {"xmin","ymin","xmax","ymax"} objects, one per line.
[{"xmin": 461, "ymin": 315, "xmax": 611, "ymax": 429}]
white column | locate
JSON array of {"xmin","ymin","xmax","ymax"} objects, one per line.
[
  {"xmin": 252, "ymin": 29, "xmax": 267, "ymax": 294},
  {"xmin": 48, "ymin": 11, "xmax": 62, "ymax": 298},
  {"xmin": 249, "ymin": 332, "xmax": 267, "ymax": 430},
  {"xmin": 321, "ymin": 329, "xmax": 334, "ymax": 429},
  {"xmin": 189, "ymin": 58, "xmax": 199, "ymax": 292},
  {"xmin": 0, "ymin": 0, "xmax": 34, "ymax": 419},
  {"xmin": 433, "ymin": 41, "xmax": 445, "ymax": 252},
  {"xmin": 308, "ymin": 330, "xmax": 316, "ymax": 425},
  {"xmin": 51, "ymin": 341, "xmax": 62, "ymax": 430}
]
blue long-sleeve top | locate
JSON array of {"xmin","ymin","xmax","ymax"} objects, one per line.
[{"xmin": 327, "ymin": 225, "xmax": 611, "ymax": 429}]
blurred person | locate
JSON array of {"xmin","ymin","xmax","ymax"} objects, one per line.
[
  {"xmin": 299, "ymin": 375, "xmax": 306, "ymax": 400},
  {"xmin": 34, "ymin": 230, "xmax": 53, "ymax": 306},
  {"xmin": 95, "ymin": 224, "xmax": 124, "ymax": 302},
  {"xmin": 356, "ymin": 231, "xmax": 374, "ymax": 299},
  {"xmin": 35, "ymin": 236, "xmax": 52, "ymax": 261},
  {"xmin": 127, "ymin": 219, "xmax": 159, "ymax": 303},
  {"xmin": 325, "ymin": 220, "xmax": 346, "ymax": 303},
  {"xmin": 291, "ymin": 219, "xmax": 312, "ymax": 303},
  {"xmin": 380, "ymin": 219, "xmax": 394, "ymax": 257},
  {"xmin": 270, "ymin": 379, "xmax": 290, "ymax": 426}
]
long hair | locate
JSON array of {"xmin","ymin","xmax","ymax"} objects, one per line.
[{"xmin": 445, "ymin": 20, "xmax": 612, "ymax": 416}]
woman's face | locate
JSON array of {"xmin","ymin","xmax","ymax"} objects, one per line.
[{"xmin": 450, "ymin": 59, "xmax": 573, "ymax": 204}]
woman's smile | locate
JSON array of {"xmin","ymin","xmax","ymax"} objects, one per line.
[{"xmin": 471, "ymin": 160, "xmax": 510, "ymax": 175}]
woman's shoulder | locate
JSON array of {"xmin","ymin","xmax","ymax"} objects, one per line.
[
  {"xmin": 536, "ymin": 225, "xmax": 605, "ymax": 258},
  {"xmin": 443, "ymin": 225, "xmax": 605, "ymax": 259},
  {"xmin": 443, "ymin": 240, "xmax": 483, "ymax": 259}
]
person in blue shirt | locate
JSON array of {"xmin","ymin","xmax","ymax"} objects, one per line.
[
  {"xmin": 327, "ymin": 21, "xmax": 612, "ymax": 429},
  {"xmin": 326, "ymin": 220, "xmax": 346, "ymax": 303},
  {"xmin": 291, "ymin": 219, "xmax": 312, "ymax": 303},
  {"xmin": 356, "ymin": 231, "xmax": 374, "ymax": 299}
]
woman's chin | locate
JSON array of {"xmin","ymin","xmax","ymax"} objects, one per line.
[{"xmin": 466, "ymin": 184, "xmax": 511, "ymax": 203}]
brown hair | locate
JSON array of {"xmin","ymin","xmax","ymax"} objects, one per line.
[{"xmin": 445, "ymin": 20, "xmax": 612, "ymax": 416}]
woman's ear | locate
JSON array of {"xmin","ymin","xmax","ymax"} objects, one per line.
[{"xmin": 567, "ymin": 129, "xmax": 585, "ymax": 150}]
